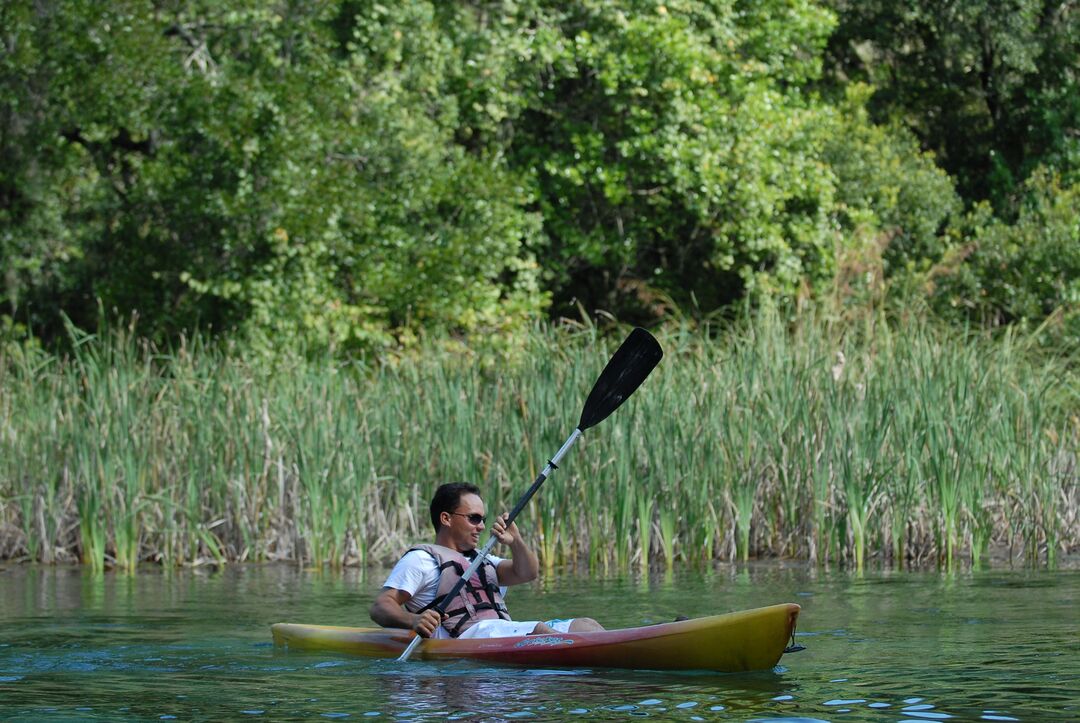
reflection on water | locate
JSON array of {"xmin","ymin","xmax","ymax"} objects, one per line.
[{"xmin": 0, "ymin": 562, "xmax": 1077, "ymax": 720}]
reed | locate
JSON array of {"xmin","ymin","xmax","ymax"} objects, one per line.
[{"xmin": 1, "ymin": 312, "xmax": 1076, "ymax": 571}]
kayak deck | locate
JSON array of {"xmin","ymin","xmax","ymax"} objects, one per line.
[{"xmin": 271, "ymin": 603, "xmax": 800, "ymax": 672}]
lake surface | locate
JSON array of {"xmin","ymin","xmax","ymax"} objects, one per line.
[{"xmin": 0, "ymin": 562, "xmax": 1077, "ymax": 721}]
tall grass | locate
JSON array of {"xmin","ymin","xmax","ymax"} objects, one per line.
[{"xmin": 0, "ymin": 312, "xmax": 1076, "ymax": 571}]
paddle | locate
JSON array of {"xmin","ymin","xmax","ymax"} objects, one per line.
[{"xmin": 397, "ymin": 327, "xmax": 663, "ymax": 662}]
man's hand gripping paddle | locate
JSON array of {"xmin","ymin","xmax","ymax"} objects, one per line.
[{"xmin": 397, "ymin": 328, "xmax": 663, "ymax": 662}]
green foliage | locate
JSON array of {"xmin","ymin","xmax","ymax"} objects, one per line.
[
  {"xmin": 0, "ymin": 1, "xmax": 121, "ymax": 333},
  {"xmin": 930, "ymin": 169, "xmax": 1080, "ymax": 345},
  {"xmin": 501, "ymin": 0, "xmax": 843, "ymax": 314},
  {"xmin": 820, "ymin": 84, "xmax": 961, "ymax": 274},
  {"xmin": 824, "ymin": 0, "xmax": 1080, "ymax": 211},
  {"xmin": 1, "ymin": 0, "xmax": 546, "ymax": 352},
  {"xmin": 0, "ymin": 0, "xmax": 1075, "ymax": 349}
]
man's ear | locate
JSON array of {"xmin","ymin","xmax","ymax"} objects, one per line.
[{"xmin": 439, "ymin": 511, "xmax": 452, "ymax": 528}]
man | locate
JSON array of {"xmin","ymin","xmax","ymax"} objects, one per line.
[{"xmin": 370, "ymin": 482, "xmax": 605, "ymax": 639}]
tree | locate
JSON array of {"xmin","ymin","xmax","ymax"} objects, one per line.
[
  {"xmin": 443, "ymin": 0, "xmax": 846, "ymax": 318},
  {"xmin": 1, "ymin": 0, "xmax": 547, "ymax": 350},
  {"xmin": 931, "ymin": 169, "xmax": 1080, "ymax": 344},
  {"xmin": 824, "ymin": 0, "xmax": 1080, "ymax": 212}
]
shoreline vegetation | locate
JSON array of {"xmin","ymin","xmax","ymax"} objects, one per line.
[
  {"xmin": 1, "ymin": 312, "xmax": 1076, "ymax": 573},
  {"xmin": 5, "ymin": 1, "xmax": 1079, "ymax": 580}
]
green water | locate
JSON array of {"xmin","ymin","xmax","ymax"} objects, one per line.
[{"xmin": 0, "ymin": 563, "xmax": 1076, "ymax": 721}]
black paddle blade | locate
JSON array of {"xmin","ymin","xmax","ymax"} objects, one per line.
[{"xmin": 578, "ymin": 328, "xmax": 663, "ymax": 431}]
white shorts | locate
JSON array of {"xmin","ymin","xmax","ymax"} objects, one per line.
[{"xmin": 456, "ymin": 618, "xmax": 574, "ymax": 639}]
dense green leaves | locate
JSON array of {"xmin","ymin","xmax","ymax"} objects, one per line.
[
  {"xmin": 931, "ymin": 170, "xmax": 1080, "ymax": 343},
  {"xmin": 1, "ymin": 0, "xmax": 546, "ymax": 350},
  {"xmin": 825, "ymin": 0, "xmax": 1080, "ymax": 211},
  {"xmin": 1, "ymin": 0, "xmax": 1076, "ymax": 350},
  {"xmin": 820, "ymin": 84, "xmax": 961, "ymax": 273}
]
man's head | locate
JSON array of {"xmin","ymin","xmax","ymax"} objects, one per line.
[{"xmin": 430, "ymin": 482, "xmax": 486, "ymax": 552}]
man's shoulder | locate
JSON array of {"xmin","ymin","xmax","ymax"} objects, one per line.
[
  {"xmin": 397, "ymin": 548, "xmax": 439, "ymax": 567},
  {"xmin": 402, "ymin": 547, "xmax": 434, "ymax": 558},
  {"xmin": 383, "ymin": 549, "xmax": 440, "ymax": 592},
  {"xmin": 396, "ymin": 545, "xmax": 504, "ymax": 567}
]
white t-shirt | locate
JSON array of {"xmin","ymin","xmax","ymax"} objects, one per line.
[
  {"xmin": 381, "ymin": 549, "xmax": 566, "ymax": 639},
  {"xmin": 382, "ymin": 549, "xmax": 507, "ymax": 613}
]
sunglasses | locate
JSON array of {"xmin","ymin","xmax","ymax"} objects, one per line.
[{"xmin": 451, "ymin": 512, "xmax": 486, "ymax": 525}]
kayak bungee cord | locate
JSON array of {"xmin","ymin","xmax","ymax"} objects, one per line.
[{"xmin": 396, "ymin": 327, "xmax": 663, "ymax": 663}]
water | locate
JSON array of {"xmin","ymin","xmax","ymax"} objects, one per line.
[{"xmin": 0, "ymin": 562, "xmax": 1077, "ymax": 721}]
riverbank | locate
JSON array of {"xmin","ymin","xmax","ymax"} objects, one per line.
[{"xmin": 2, "ymin": 314, "xmax": 1076, "ymax": 571}]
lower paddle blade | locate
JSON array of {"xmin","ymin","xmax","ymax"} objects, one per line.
[{"xmin": 578, "ymin": 328, "xmax": 663, "ymax": 431}]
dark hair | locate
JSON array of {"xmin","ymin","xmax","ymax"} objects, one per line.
[{"xmin": 429, "ymin": 482, "xmax": 481, "ymax": 533}]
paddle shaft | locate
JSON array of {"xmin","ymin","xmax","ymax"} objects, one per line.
[{"xmin": 396, "ymin": 428, "xmax": 582, "ymax": 662}]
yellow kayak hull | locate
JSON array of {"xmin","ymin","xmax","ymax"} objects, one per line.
[{"xmin": 271, "ymin": 603, "xmax": 800, "ymax": 672}]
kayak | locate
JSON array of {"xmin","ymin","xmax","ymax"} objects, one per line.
[{"xmin": 271, "ymin": 603, "xmax": 801, "ymax": 672}]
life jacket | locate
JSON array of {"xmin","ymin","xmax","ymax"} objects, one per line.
[{"xmin": 408, "ymin": 543, "xmax": 511, "ymax": 637}]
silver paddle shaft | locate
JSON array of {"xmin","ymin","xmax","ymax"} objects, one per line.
[{"xmin": 396, "ymin": 428, "xmax": 584, "ymax": 662}]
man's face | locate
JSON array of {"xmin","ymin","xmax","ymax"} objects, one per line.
[{"xmin": 442, "ymin": 492, "xmax": 486, "ymax": 552}]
